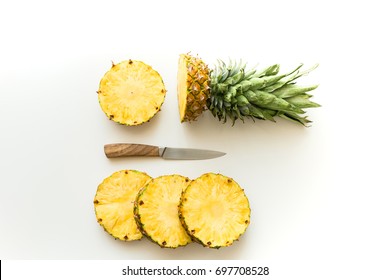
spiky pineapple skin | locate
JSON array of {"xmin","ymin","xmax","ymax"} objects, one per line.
[
  {"xmin": 94, "ymin": 170, "xmax": 152, "ymax": 241},
  {"xmin": 98, "ymin": 59, "xmax": 166, "ymax": 126},
  {"xmin": 177, "ymin": 54, "xmax": 210, "ymax": 122},
  {"xmin": 179, "ymin": 173, "xmax": 251, "ymax": 249},
  {"xmin": 134, "ymin": 175, "xmax": 192, "ymax": 248}
]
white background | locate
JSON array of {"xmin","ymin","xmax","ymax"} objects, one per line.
[{"xmin": 1, "ymin": 0, "xmax": 389, "ymax": 279}]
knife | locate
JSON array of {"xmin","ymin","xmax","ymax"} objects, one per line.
[{"xmin": 104, "ymin": 143, "xmax": 226, "ymax": 160}]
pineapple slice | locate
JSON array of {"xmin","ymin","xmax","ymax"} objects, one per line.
[
  {"xmin": 134, "ymin": 175, "xmax": 192, "ymax": 248},
  {"xmin": 177, "ymin": 54, "xmax": 210, "ymax": 122},
  {"xmin": 98, "ymin": 60, "xmax": 166, "ymax": 126},
  {"xmin": 179, "ymin": 173, "xmax": 250, "ymax": 248},
  {"xmin": 94, "ymin": 170, "xmax": 152, "ymax": 241}
]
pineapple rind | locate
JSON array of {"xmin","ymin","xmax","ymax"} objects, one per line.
[
  {"xmin": 94, "ymin": 170, "xmax": 152, "ymax": 241},
  {"xmin": 98, "ymin": 60, "xmax": 166, "ymax": 126},
  {"xmin": 134, "ymin": 175, "xmax": 192, "ymax": 248},
  {"xmin": 179, "ymin": 173, "xmax": 251, "ymax": 249},
  {"xmin": 177, "ymin": 54, "xmax": 210, "ymax": 122}
]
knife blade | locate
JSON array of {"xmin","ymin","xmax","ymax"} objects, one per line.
[{"xmin": 104, "ymin": 143, "xmax": 226, "ymax": 160}]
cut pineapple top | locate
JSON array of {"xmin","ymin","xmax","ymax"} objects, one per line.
[
  {"xmin": 134, "ymin": 175, "xmax": 192, "ymax": 248},
  {"xmin": 177, "ymin": 53, "xmax": 320, "ymax": 126},
  {"xmin": 94, "ymin": 170, "xmax": 152, "ymax": 241},
  {"xmin": 98, "ymin": 60, "xmax": 166, "ymax": 126},
  {"xmin": 179, "ymin": 173, "xmax": 250, "ymax": 248}
]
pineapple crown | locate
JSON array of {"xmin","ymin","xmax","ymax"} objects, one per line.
[{"xmin": 208, "ymin": 59, "xmax": 320, "ymax": 126}]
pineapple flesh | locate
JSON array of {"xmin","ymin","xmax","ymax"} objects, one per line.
[
  {"xmin": 179, "ymin": 173, "xmax": 250, "ymax": 248},
  {"xmin": 177, "ymin": 53, "xmax": 320, "ymax": 126},
  {"xmin": 94, "ymin": 170, "xmax": 152, "ymax": 241},
  {"xmin": 98, "ymin": 60, "xmax": 166, "ymax": 126},
  {"xmin": 177, "ymin": 54, "xmax": 210, "ymax": 122},
  {"xmin": 134, "ymin": 175, "xmax": 192, "ymax": 248}
]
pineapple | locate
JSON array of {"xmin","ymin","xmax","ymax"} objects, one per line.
[
  {"xmin": 98, "ymin": 59, "xmax": 166, "ymax": 126},
  {"xmin": 134, "ymin": 175, "xmax": 192, "ymax": 248},
  {"xmin": 94, "ymin": 170, "xmax": 152, "ymax": 241},
  {"xmin": 177, "ymin": 53, "xmax": 320, "ymax": 126},
  {"xmin": 179, "ymin": 173, "xmax": 250, "ymax": 248},
  {"xmin": 177, "ymin": 54, "xmax": 210, "ymax": 122}
]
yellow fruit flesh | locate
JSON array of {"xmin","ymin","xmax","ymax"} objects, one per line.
[
  {"xmin": 98, "ymin": 60, "xmax": 166, "ymax": 125},
  {"xmin": 94, "ymin": 170, "xmax": 151, "ymax": 241},
  {"xmin": 177, "ymin": 55, "xmax": 188, "ymax": 122},
  {"xmin": 136, "ymin": 175, "xmax": 192, "ymax": 248},
  {"xmin": 180, "ymin": 173, "xmax": 250, "ymax": 248}
]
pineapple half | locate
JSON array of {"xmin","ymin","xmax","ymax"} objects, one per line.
[
  {"xmin": 179, "ymin": 173, "xmax": 250, "ymax": 248},
  {"xmin": 94, "ymin": 170, "xmax": 152, "ymax": 241},
  {"xmin": 98, "ymin": 59, "xmax": 166, "ymax": 126},
  {"xmin": 177, "ymin": 53, "xmax": 320, "ymax": 126},
  {"xmin": 134, "ymin": 175, "xmax": 192, "ymax": 248}
]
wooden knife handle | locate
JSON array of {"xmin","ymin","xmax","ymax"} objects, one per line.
[{"xmin": 104, "ymin": 143, "xmax": 160, "ymax": 158}]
